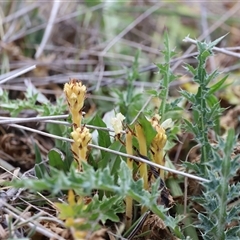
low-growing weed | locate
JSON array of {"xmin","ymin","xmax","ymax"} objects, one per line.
[{"xmin": 4, "ymin": 34, "xmax": 240, "ymax": 240}]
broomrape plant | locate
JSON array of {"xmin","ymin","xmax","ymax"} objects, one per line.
[{"xmin": 64, "ymin": 79, "xmax": 92, "ymax": 172}]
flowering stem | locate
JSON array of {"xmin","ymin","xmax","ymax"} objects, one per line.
[
  {"xmin": 125, "ymin": 129, "xmax": 133, "ymax": 229},
  {"xmin": 135, "ymin": 123, "xmax": 148, "ymax": 191},
  {"xmin": 135, "ymin": 123, "xmax": 148, "ymax": 216}
]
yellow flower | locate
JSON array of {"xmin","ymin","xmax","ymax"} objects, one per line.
[
  {"xmin": 149, "ymin": 114, "xmax": 173, "ymax": 179},
  {"xmin": 71, "ymin": 126, "xmax": 92, "ymax": 170},
  {"xmin": 64, "ymin": 79, "xmax": 87, "ymax": 128},
  {"xmin": 64, "ymin": 79, "xmax": 86, "ymax": 112},
  {"xmin": 110, "ymin": 113, "xmax": 125, "ymax": 135}
]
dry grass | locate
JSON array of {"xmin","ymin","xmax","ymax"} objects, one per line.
[{"xmin": 1, "ymin": 1, "xmax": 240, "ymax": 239}]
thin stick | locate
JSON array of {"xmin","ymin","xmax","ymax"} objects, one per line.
[
  {"xmin": 2, "ymin": 3, "xmax": 41, "ymax": 24},
  {"xmin": 0, "ymin": 65, "xmax": 36, "ymax": 85},
  {"xmin": 0, "ymin": 114, "xmax": 69, "ymax": 125},
  {"xmin": 35, "ymin": 1, "xmax": 61, "ymax": 59},
  {"xmin": 173, "ymin": 2, "xmax": 240, "ymax": 71},
  {"xmin": 101, "ymin": 3, "xmax": 162, "ymax": 55},
  {"xmin": 183, "ymin": 36, "xmax": 240, "ymax": 58},
  {"xmin": 8, "ymin": 123, "xmax": 210, "ymax": 183},
  {"xmin": 0, "ymin": 202, "xmax": 65, "ymax": 240}
]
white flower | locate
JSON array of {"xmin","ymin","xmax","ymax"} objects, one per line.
[
  {"xmin": 111, "ymin": 113, "xmax": 125, "ymax": 135},
  {"xmin": 161, "ymin": 118, "xmax": 174, "ymax": 129}
]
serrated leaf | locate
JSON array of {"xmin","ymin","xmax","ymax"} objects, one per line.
[
  {"xmin": 209, "ymin": 34, "xmax": 228, "ymax": 48},
  {"xmin": 179, "ymin": 89, "xmax": 195, "ymax": 103},
  {"xmin": 146, "ymin": 89, "xmax": 158, "ymax": 96},
  {"xmin": 183, "ymin": 119, "xmax": 198, "ymax": 135},
  {"xmin": 184, "ymin": 63, "xmax": 197, "ymax": 76},
  {"xmin": 198, "ymin": 213, "xmax": 216, "ymax": 231},
  {"xmin": 205, "ymin": 70, "xmax": 219, "ymax": 86},
  {"xmin": 226, "ymin": 226, "xmax": 240, "ymax": 238},
  {"xmin": 103, "ymin": 211, "xmax": 120, "ymax": 223}
]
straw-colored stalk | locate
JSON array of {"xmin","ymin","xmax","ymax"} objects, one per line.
[
  {"xmin": 125, "ymin": 129, "xmax": 133, "ymax": 229},
  {"xmin": 64, "ymin": 190, "xmax": 88, "ymax": 240},
  {"xmin": 135, "ymin": 123, "xmax": 149, "ymax": 214},
  {"xmin": 135, "ymin": 124, "xmax": 148, "ymax": 190}
]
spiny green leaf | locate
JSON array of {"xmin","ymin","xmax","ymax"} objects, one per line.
[
  {"xmin": 184, "ymin": 63, "xmax": 197, "ymax": 76},
  {"xmin": 179, "ymin": 89, "xmax": 195, "ymax": 103},
  {"xmin": 183, "ymin": 119, "xmax": 198, "ymax": 136},
  {"xmin": 208, "ymin": 34, "xmax": 228, "ymax": 48},
  {"xmin": 205, "ymin": 69, "xmax": 219, "ymax": 86}
]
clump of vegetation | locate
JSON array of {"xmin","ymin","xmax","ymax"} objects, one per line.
[
  {"xmin": 1, "ymin": 33, "xmax": 239, "ymax": 240},
  {"xmin": 1, "ymin": 2, "xmax": 240, "ymax": 240}
]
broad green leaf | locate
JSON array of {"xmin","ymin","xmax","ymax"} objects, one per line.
[
  {"xmin": 136, "ymin": 113, "xmax": 156, "ymax": 148},
  {"xmin": 209, "ymin": 75, "xmax": 228, "ymax": 95},
  {"xmin": 34, "ymin": 143, "xmax": 47, "ymax": 179},
  {"xmin": 46, "ymin": 122, "xmax": 67, "ymax": 150},
  {"xmin": 88, "ymin": 114, "xmax": 111, "ymax": 153},
  {"xmin": 48, "ymin": 148, "xmax": 67, "ymax": 172}
]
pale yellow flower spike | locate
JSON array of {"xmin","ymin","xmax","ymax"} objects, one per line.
[
  {"xmin": 64, "ymin": 79, "xmax": 87, "ymax": 128},
  {"xmin": 71, "ymin": 126, "xmax": 92, "ymax": 171},
  {"xmin": 150, "ymin": 114, "xmax": 167, "ymax": 180},
  {"xmin": 125, "ymin": 129, "xmax": 133, "ymax": 229}
]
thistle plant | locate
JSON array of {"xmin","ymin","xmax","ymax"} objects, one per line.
[
  {"xmin": 195, "ymin": 129, "xmax": 240, "ymax": 239},
  {"xmin": 181, "ymin": 36, "xmax": 239, "ymax": 239},
  {"xmin": 181, "ymin": 36, "xmax": 227, "ymax": 176}
]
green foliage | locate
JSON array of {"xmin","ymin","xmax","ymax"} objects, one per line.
[
  {"xmin": 180, "ymin": 36, "xmax": 227, "ymax": 173},
  {"xmin": 88, "ymin": 114, "xmax": 111, "ymax": 155},
  {"xmin": 136, "ymin": 113, "xmax": 156, "ymax": 148},
  {"xmin": 11, "ymin": 160, "xmax": 184, "ymax": 238},
  {"xmin": 0, "ymin": 89, "xmax": 67, "ymax": 117},
  {"xmin": 4, "ymin": 33, "xmax": 238, "ymax": 240},
  {"xmin": 113, "ymin": 50, "xmax": 144, "ymax": 122},
  {"xmin": 48, "ymin": 148, "xmax": 69, "ymax": 173},
  {"xmin": 156, "ymin": 32, "xmax": 179, "ymax": 121},
  {"xmin": 180, "ymin": 36, "xmax": 239, "ymax": 240},
  {"xmin": 56, "ymin": 193, "xmax": 124, "ymax": 232},
  {"xmin": 34, "ymin": 143, "xmax": 46, "ymax": 179},
  {"xmin": 194, "ymin": 129, "xmax": 240, "ymax": 240}
]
